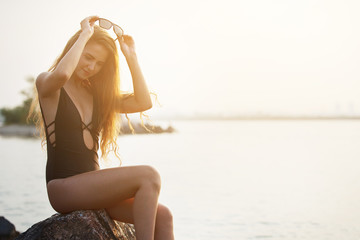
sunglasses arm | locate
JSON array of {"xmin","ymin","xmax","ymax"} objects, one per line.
[{"xmin": 114, "ymin": 34, "xmax": 123, "ymax": 42}]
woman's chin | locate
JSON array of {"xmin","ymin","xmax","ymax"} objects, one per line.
[{"xmin": 74, "ymin": 72, "xmax": 87, "ymax": 81}]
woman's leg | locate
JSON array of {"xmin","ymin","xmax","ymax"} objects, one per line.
[
  {"xmin": 106, "ymin": 199, "xmax": 174, "ymax": 240},
  {"xmin": 47, "ymin": 165, "xmax": 161, "ymax": 240}
]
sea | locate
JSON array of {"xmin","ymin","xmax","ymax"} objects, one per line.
[{"xmin": 1, "ymin": 120, "xmax": 360, "ymax": 240}]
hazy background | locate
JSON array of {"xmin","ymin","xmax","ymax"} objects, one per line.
[
  {"xmin": 1, "ymin": 0, "xmax": 360, "ymax": 118},
  {"xmin": 2, "ymin": 2, "xmax": 360, "ymax": 238}
]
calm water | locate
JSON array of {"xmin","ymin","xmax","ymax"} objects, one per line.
[{"xmin": 1, "ymin": 120, "xmax": 360, "ymax": 239}]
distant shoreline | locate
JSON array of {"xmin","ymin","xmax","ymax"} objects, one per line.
[
  {"xmin": 1, "ymin": 117, "xmax": 359, "ymax": 137},
  {"xmin": 0, "ymin": 125, "xmax": 36, "ymax": 138},
  {"xmin": 165, "ymin": 116, "xmax": 360, "ymax": 121},
  {"xmin": 0, "ymin": 123, "xmax": 175, "ymax": 138}
]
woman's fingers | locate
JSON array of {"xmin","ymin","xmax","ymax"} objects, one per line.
[
  {"xmin": 121, "ymin": 35, "xmax": 134, "ymax": 43},
  {"xmin": 83, "ymin": 15, "xmax": 99, "ymax": 23},
  {"xmin": 88, "ymin": 15, "xmax": 99, "ymax": 25},
  {"xmin": 80, "ymin": 16, "xmax": 99, "ymax": 35},
  {"xmin": 118, "ymin": 35, "xmax": 136, "ymax": 57},
  {"xmin": 81, "ymin": 16, "xmax": 98, "ymax": 28}
]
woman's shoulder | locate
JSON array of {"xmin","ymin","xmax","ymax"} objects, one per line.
[
  {"xmin": 36, "ymin": 71, "xmax": 65, "ymax": 98},
  {"xmin": 36, "ymin": 72, "xmax": 52, "ymax": 95},
  {"xmin": 36, "ymin": 72, "xmax": 50, "ymax": 86}
]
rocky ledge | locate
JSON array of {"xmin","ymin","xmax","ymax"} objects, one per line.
[
  {"xmin": 0, "ymin": 216, "xmax": 20, "ymax": 240},
  {"xmin": 14, "ymin": 209, "xmax": 135, "ymax": 240}
]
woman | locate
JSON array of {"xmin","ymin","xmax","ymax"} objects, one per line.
[{"xmin": 29, "ymin": 16, "xmax": 174, "ymax": 240}]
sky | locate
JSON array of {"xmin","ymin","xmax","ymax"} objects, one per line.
[{"xmin": 1, "ymin": 0, "xmax": 360, "ymax": 118}]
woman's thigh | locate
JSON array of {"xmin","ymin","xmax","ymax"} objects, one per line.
[{"xmin": 46, "ymin": 165, "xmax": 160, "ymax": 213}]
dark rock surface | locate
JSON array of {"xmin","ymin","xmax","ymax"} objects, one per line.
[
  {"xmin": 0, "ymin": 216, "xmax": 20, "ymax": 240},
  {"xmin": 15, "ymin": 209, "xmax": 135, "ymax": 240}
]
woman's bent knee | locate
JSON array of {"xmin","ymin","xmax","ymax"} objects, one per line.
[
  {"xmin": 139, "ymin": 165, "xmax": 161, "ymax": 192},
  {"xmin": 156, "ymin": 204, "xmax": 174, "ymax": 232}
]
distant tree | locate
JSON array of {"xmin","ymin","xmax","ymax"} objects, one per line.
[{"xmin": 0, "ymin": 77, "xmax": 35, "ymax": 125}]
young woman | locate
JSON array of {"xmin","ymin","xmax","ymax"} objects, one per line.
[{"xmin": 30, "ymin": 16, "xmax": 174, "ymax": 240}]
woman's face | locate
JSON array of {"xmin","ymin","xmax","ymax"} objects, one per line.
[{"xmin": 75, "ymin": 42, "xmax": 109, "ymax": 80}]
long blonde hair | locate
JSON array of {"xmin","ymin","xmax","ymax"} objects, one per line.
[{"xmin": 28, "ymin": 26, "xmax": 150, "ymax": 162}]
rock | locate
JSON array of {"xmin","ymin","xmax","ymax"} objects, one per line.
[
  {"xmin": 0, "ymin": 125, "xmax": 37, "ymax": 138},
  {"xmin": 0, "ymin": 216, "xmax": 20, "ymax": 240},
  {"xmin": 15, "ymin": 209, "xmax": 135, "ymax": 240},
  {"xmin": 120, "ymin": 122, "xmax": 175, "ymax": 134}
]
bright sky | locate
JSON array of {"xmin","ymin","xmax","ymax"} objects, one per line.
[{"xmin": 1, "ymin": 0, "xmax": 360, "ymax": 118}]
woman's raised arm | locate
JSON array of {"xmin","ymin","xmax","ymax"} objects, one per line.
[
  {"xmin": 36, "ymin": 16, "xmax": 98, "ymax": 97},
  {"xmin": 115, "ymin": 35, "xmax": 153, "ymax": 113}
]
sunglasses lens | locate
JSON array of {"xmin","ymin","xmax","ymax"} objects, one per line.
[
  {"xmin": 114, "ymin": 25, "xmax": 123, "ymax": 37},
  {"xmin": 99, "ymin": 19, "xmax": 112, "ymax": 29}
]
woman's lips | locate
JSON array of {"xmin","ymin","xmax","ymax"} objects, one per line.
[{"xmin": 83, "ymin": 69, "xmax": 91, "ymax": 75}]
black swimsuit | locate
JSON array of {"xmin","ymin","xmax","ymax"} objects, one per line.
[{"xmin": 40, "ymin": 87, "xmax": 100, "ymax": 184}]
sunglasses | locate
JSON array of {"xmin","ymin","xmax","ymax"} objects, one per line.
[{"xmin": 97, "ymin": 18, "xmax": 124, "ymax": 40}]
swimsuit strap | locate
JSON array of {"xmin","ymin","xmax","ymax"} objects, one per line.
[
  {"xmin": 45, "ymin": 120, "xmax": 55, "ymax": 129},
  {"xmin": 82, "ymin": 121, "xmax": 93, "ymax": 132},
  {"xmin": 44, "ymin": 120, "xmax": 56, "ymax": 147}
]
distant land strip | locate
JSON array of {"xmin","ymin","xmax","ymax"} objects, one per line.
[{"xmin": 170, "ymin": 115, "xmax": 360, "ymax": 120}]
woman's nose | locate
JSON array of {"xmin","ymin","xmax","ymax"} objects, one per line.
[{"xmin": 88, "ymin": 61, "xmax": 96, "ymax": 71}]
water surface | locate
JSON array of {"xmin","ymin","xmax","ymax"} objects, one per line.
[{"xmin": 1, "ymin": 120, "xmax": 360, "ymax": 239}]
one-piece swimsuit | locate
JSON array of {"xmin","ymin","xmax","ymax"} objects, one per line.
[{"xmin": 39, "ymin": 87, "xmax": 100, "ymax": 184}]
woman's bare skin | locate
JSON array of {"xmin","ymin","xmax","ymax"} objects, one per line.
[{"xmin": 36, "ymin": 16, "xmax": 174, "ymax": 240}]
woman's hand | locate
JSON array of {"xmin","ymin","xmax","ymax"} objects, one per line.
[
  {"xmin": 80, "ymin": 16, "xmax": 99, "ymax": 37},
  {"xmin": 118, "ymin": 35, "xmax": 136, "ymax": 58}
]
